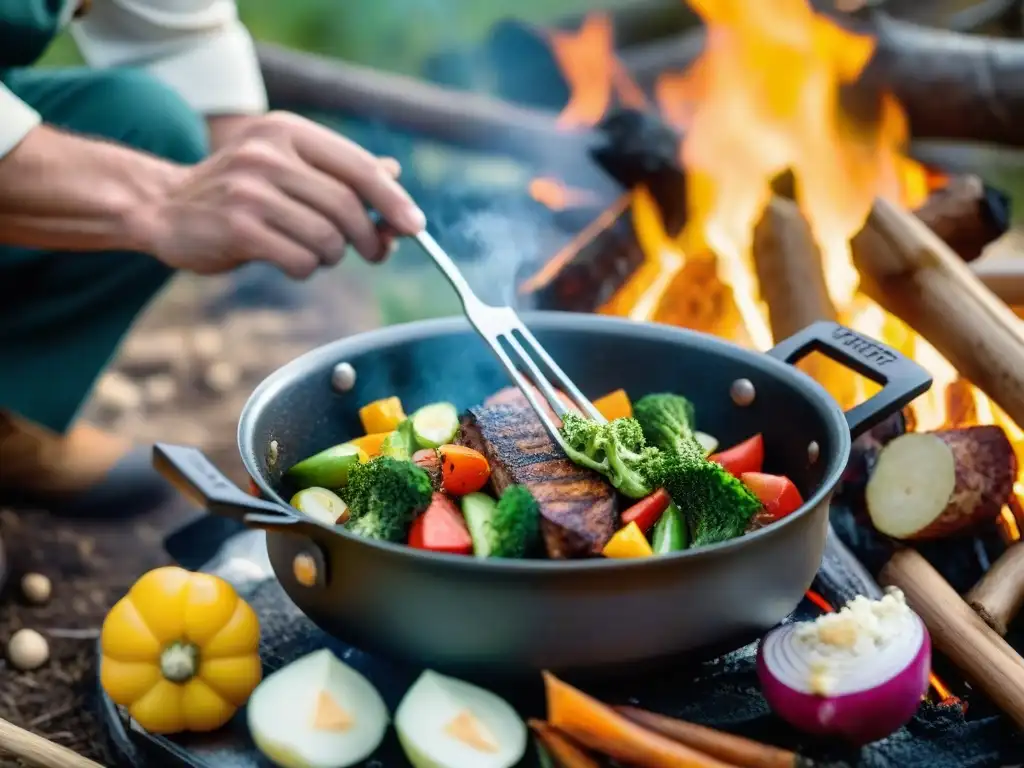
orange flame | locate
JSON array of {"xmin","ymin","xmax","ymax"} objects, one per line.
[
  {"xmin": 545, "ymin": 13, "xmax": 647, "ymax": 129},
  {"xmin": 531, "ymin": 2, "xmax": 1024, "ymax": 545}
]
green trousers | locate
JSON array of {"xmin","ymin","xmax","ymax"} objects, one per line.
[{"xmin": 0, "ymin": 67, "xmax": 209, "ymax": 433}]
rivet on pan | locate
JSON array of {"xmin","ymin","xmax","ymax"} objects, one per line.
[
  {"xmin": 331, "ymin": 362, "xmax": 356, "ymax": 393},
  {"xmin": 808, "ymin": 440, "xmax": 820, "ymax": 464},
  {"xmin": 730, "ymin": 378, "xmax": 756, "ymax": 407},
  {"xmin": 292, "ymin": 549, "xmax": 326, "ymax": 588}
]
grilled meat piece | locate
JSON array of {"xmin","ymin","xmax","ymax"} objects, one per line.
[{"xmin": 461, "ymin": 390, "xmax": 617, "ymax": 558}]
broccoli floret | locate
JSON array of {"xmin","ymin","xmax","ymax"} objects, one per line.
[
  {"xmin": 559, "ymin": 413, "xmax": 661, "ymax": 499},
  {"xmin": 633, "ymin": 393, "xmax": 700, "ymax": 457},
  {"xmin": 342, "ymin": 456, "xmax": 432, "ymax": 542},
  {"xmin": 491, "ymin": 485, "xmax": 541, "ymax": 558},
  {"xmin": 656, "ymin": 450, "xmax": 762, "ymax": 547}
]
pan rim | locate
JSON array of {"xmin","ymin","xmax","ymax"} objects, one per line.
[{"xmin": 238, "ymin": 311, "xmax": 851, "ymax": 573}]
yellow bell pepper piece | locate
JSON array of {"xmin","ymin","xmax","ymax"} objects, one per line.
[
  {"xmin": 602, "ymin": 521, "xmax": 653, "ymax": 558},
  {"xmin": 593, "ymin": 388, "xmax": 633, "ymax": 421},
  {"xmin": 100, "ymin": 566, "xmax": 262, "ymax": 735},
  {"xmin": 359, "ymin": 397, "xmax": 406, "ymax": 435},
  {"xmin": 346, "ymin": 432, "xmax": 389, "ymax": 458}
]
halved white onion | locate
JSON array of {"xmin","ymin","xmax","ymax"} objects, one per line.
[
  {"xmin": 395, "ymin": 670, "xmax": 526, "ymax": 768},
  {"xmin": 248, "ymin": 649, "xmax": 388, "ymax": 768}
]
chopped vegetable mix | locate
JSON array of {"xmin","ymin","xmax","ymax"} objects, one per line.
[{"xmin": 284, "ymin": 392, "xmax": 800, "ymax": 560}]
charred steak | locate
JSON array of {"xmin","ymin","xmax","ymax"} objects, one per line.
[{"xmin": 460, "ymin": 389, "xmax": 617, "ymax": 558}]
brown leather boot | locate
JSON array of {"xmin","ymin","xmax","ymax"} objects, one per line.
[{"xmin": 0, "ymin": 412, "xmax": 179, "ymax": 517}]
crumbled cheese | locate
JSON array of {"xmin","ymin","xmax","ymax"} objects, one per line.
[{"xmin": 793, "ymin": 588, "xmax": 914, "ymax": 696}]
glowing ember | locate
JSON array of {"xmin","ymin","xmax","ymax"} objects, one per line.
[{"xmin": 528, "ymin": 177, "xmax": 603, "ymax": 210}]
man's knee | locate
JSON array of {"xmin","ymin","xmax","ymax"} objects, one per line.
[{"xmin": 75, "ymin": 70, "xmax": 210, "ymax": 165}]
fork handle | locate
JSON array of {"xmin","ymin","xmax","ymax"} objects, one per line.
[{"xmin": 413, "ymin": 230, "xmax": 481, "ymax": 308}]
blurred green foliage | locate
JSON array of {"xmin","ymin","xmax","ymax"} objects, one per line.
[{"xmin": 39, "ymin": 0, "xmax": 620, "ymax": 72}]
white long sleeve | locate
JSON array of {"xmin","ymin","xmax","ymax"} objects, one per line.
[
  {"xmin": 0, "ymin": 83, "xmax": 43, "ymax": 158},
  {"xmin": 70, "ymin": 0, "xmax": 268, "ymax": 116}
]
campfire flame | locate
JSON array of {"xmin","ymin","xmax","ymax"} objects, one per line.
[{"xmin": 530, "ymin": 0, "xmax": 1024, "ymax": 545}]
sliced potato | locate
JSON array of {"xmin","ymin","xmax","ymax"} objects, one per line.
[{"xmin": 866, "ymin": 426, "xmax": 1016, "ymax": 540}]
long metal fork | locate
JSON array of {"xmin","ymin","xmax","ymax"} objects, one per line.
[{"xmin": 413, "ymin": 229, "xmax": 607, "ymax": 446}]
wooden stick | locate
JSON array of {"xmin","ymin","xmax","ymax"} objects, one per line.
[
  {"xmin": 879, "ymin": 548, "xmax": 1024, "ymax": 729},
  {"xmin": 966, "ymin": 542, "xmax": 1024, "ymax": 636},
  {"xmin": 0, "ymin": 716, "xmax": 106, "ymax": 768},
  {"xmin": 971, "ymin": 260, "xmax": 1024, "ymax": 307},
  {"xmin": 752, "ymin": 197, "xmax": 837, "ymax": 340},
  {"xmin": 615, "ymin": 706, "xmax": 804, "ymax": 768},
  {"xmin": 256, "ymin": 42, "xmax": 593, "ymax": 170},
  {"xmin": 529, "ymin": 720, "xmax": 603, "ymax": 768},
  {"xmin": 851, "ymin": 197, "xmax": 1024, "ymax": 430}
]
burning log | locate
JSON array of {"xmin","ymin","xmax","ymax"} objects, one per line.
[
  {"xmin": 256, "ymin": 43, "xmax": 582, "ymax": 172},
  {"xmin": 967, "ymin": 543, "xmax": 1024, "ymax": 636},
  {"xmin": 971, "ymin": 259, "xmax": 1024, "ymax": 307},
  {"xmin": 752, "ymin": 197, "xmax": 836, "ymax": 340},
  {"xmin": 879, "ymin": 547, "xmax": 1024, "ymax": 730},
  {"xmin": 851, "ymin": 198, "xmax": 1024, "ymax": 430},
  {"xmin": 625, "ymin": 15, "xmax": 1024, "ymax": 149},
  {"xmin": 865, "ymin": 426, "xmax": 1017, "ymax": 540}
]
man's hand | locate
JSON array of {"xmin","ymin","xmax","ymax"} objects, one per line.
[{"xmin": 133, "ymin": 112, "xmax": 426, "ymax": 278}]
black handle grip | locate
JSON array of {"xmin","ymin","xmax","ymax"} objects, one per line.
[
  {"xmin": 152, "ymin": 444, "xmax": 327, "ymax": 536},
  {"xmin": 765, "ymin": 321, "xmax": 932, "ymax": 438}
]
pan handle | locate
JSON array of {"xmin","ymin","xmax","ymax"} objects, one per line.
[
  {"xmin": 153, "ymin": 443, "xmax": 330, "ymax": 537},
  {"xmin": 765, "ymin": 321, "xmax": 932, "ymax": 438}
]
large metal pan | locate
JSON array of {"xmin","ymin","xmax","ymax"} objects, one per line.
[{"xmin": 156, "ymin": 313, "xmax": 931, "ymax": 677}]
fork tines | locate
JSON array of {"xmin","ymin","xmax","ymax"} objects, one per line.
[{"xmin": 479, "ymin": 310, "xmax": 606, "ymax": 446}]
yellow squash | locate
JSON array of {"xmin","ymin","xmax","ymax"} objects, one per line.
[
  {"xmin": 358, "ymin": 397, "xmax": 406, "ymax": 434},
  {"xmin": 100, "ymin": 566, "xmax": 262, "ymax": 734}
]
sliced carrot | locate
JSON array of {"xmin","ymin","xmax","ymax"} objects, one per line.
[
  {"xmin": 593, "ymin": 388, "xmax": 632, "ymax": 421},
  {"xmin": 358, "ymin": 396, "xmax": 406, "ymax": 434},
  {"xmin": 709, "ymin": 434, "xmax": 764, "ymax": 478},
  {"xmin": 544, "ymin": 672, "xmax": 734, "ymax": 768},
  {"xmin": 438, "ymin": 444, "xmax": 491, "ymax": 496},
  {"xmin": 346, "ymin": 432, "xmax": 390, "ymax": 458},
  {"xmin": 529, "ymin": 720, "xmax": 602, "ymax": 768}
]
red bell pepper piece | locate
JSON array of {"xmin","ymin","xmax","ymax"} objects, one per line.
[
  {"xmin": 740, "ymin": 472, "xmax": 804, "ymax": 521},
  {"xmin": 620, "ymin": 488, "xmax": 672, "ymax": 534},
  {"xmin": 710, "ymin": 434, "xmax": 764, "ymax": 478},
  {"xmin": 407, "ymin": 492, "xmax": 473, "ymax": 555}
]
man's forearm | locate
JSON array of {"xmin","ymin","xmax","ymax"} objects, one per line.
[{"xmin": 0, "ymin": 125, "xmax": 184, "ymax": 254}]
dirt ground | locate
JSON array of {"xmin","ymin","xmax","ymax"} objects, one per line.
[{"xmin": 0, "ymin": 266, "xmax": 380, "ymax": 765}]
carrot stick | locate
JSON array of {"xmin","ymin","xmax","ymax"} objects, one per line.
[
  {"xmin": 529, "ymin": 720, "xmax": 603, "ymax": 768},
  {"xmin": 543, "ymin": 671, "xmax": 740, "ymax": 768},
  {"xmin": 615, "ymin": 706, "xmax": 804, "ymax": 768}
]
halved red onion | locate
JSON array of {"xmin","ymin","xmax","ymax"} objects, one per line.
[{"xmin": 756, "ymin": 604, "xmax": 931, "ymax": 745}]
